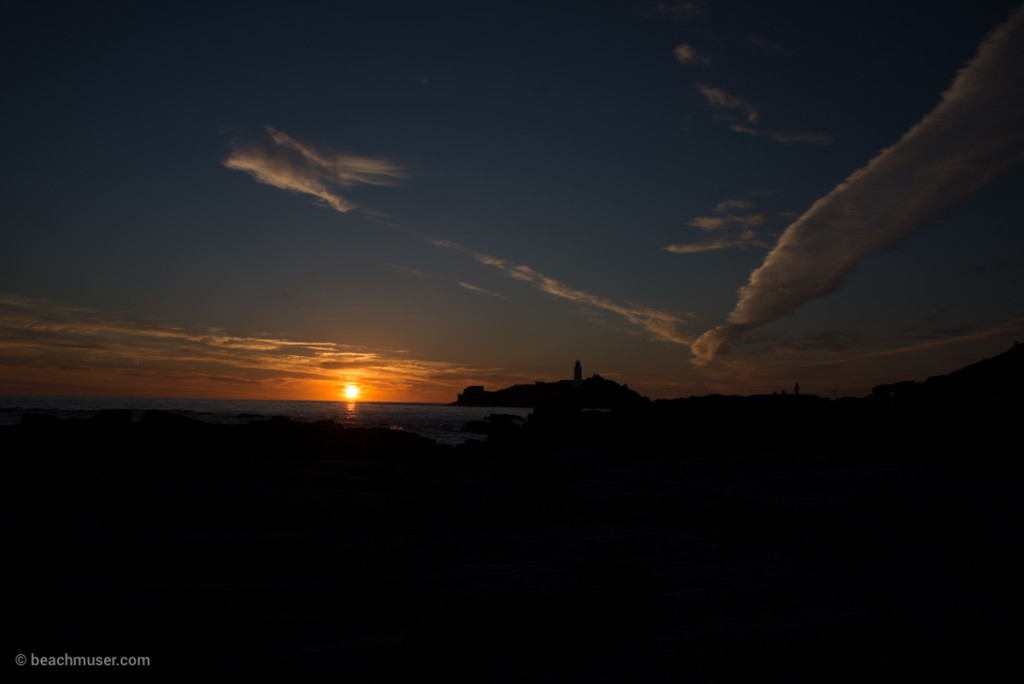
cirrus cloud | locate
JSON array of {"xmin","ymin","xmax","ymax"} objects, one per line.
[
  {"xmin": 696, "ymin": 85, "xmax": 759, "ymax": 123},
  {"xmin": 692, "ymin": 4, "xmax": 1024, "ymax": 364},
  {"xmin": 0, "ymin": 293, "xmax": 496, "ymax": 401},
  {"xmin": 224, "ymin": 126, "xmax": 408, "ymax": 213},
  {"xmin": 674, "ymin": 43, "xmax": 710, "ymax": 67},
  {"xmin": 429, "ymin": 239, "xmax": 694, "ymax": 346}
]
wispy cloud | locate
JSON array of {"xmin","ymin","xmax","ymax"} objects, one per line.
[
  {"xmin": 748, "ymin": 37, "xmax": 787, "ymax": 54},
  {"xmin": 223, "ymin": 126, "xmax": 408, "ymax": 213},
  {"xmin": 715, "ymin": 198, "xmax": 755, "ymax": 213},
  {"xmin": 687, "ymin": 212, "xmax": 794, "ymax": 231},
  {"xmin": 806, "ymin": 316, "xmax": 1024, "ymax": 370},
  {"xmin": 457, "ymin": 282, "xmax": 507, "ymax": 299},
  {"xmin": 698, "ymin": 84, "xmax": 830, "ymax": 143},
  {"xmin": 390, "ymin": 264, "xmax": 508, "ymax": 300},
  {"xmin": 429, "ymin": 239, "xmax": 693, "ymax": 345},
  {"xmin": 0, "ymin": 294, "xmax": 491, "ymax": 400},
  {"xmin": 673, "ymin": 43, "xmax": 709, "ymax": 67},
  {"xmin": 665, "ymin": 229, "xmax": 770, "ymax": 254},
  {"xmin": 692, "ymin": 5, "xmax": 1024, "ymax": 364},
  {"xmin": 673, "ymin": 24, "xmax": 827, "ymax": 145},
  {"xmin": 696, "ymin": 85, "xmax": 759, "ymax": 123},
  {"xmin": 666, "ymin": 199, "xmax": 794, "ymax": 254},
  {"xmin": 730, "ymin": 124, "xmax": 834, "ymax": 145},
  {"xmin": 656, "ymin": 0, "xmax": 704, "ymax": 20}
]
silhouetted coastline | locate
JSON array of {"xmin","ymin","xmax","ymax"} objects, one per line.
[
  {"xmin": 454, "ymin": 373, "xmax": 648, "ymax": 409},
  {"xmin": 4, "ymin": 345, "xmax": 1024, "ymax": 680}
]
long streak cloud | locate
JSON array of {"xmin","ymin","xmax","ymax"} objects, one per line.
[
  {"xmin": 430, "ymin": 240, "xmax": 693, "ymax": 346},
  {"xmin": 224, "ymin": 126, "xmax": 407, "ymax": 213},
  {"xmin": 692, "ymin": 4, "xmax": 1024, "ymax": 364}
]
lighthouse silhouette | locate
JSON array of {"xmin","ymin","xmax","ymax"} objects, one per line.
[{"xmin": 573, "ymin": 360, "xmax": 582, "ymax": 387}]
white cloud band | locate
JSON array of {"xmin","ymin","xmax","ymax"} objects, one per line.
[{"xmin": 692, "ymin": 4, "xmax": 1024, "ymax": 363}]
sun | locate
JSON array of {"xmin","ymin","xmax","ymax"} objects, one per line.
[{"xmin": 343, "ymin": 384, "xmax": 361, "ymax": 400}]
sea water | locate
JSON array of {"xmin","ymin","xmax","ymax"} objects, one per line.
[{"xmin": 0, "ymin": 395, "xmax": 532, "ymax": 446}]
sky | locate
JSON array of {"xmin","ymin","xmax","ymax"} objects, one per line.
[{"xmin": 2, "ymin": 0, "xmax": 1023, "ymax": 403}]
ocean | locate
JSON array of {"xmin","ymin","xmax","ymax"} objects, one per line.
[{"xmin": 0, "ymin": 395, "xmax": 532, "ymax": 446}]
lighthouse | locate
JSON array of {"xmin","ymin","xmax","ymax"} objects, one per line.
[{"xmin": 573, "ymin": 359, "xmax": 582, "ymax": 387}]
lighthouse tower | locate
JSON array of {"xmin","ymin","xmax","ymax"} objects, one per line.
[{"xmin": 573, "ymin": 359, "xmax": 582, "ymax": 387}]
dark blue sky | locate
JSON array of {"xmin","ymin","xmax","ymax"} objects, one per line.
[{"xmin": 2, "ymin": 0, "xmax": 1023, "ymax": 401}]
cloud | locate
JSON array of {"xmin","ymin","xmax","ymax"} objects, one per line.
[
  {"xmin": 748, "ymin": 37, "xmax": 787, "ymax": 54},
  {"xmin": 688, "ymin": 212, "xmax": 794, "ymax": 231},
  {"xmin": 715, "ymin": 198, "xmax": 755, "ymax": 213},
  {"xmin": 457, "ymin": 282, "xmax": 507, "ymax": 299},
  {"xmin": 0, "ymin": 294, "xmax": 489, "ymax": 400},
  {"xmin": 696, "ymin": 85, "xmax": 759, "ymax": 123},
  {"xmin": 693, "ymin": 88, "xmax": 832, "ymax": 144},
  {"xmin": 656, "ymin": 1, "xmax": 704, "ymax": 20},
  {"xmin": 429, "ymin": 239, "xmax": 693, "ymax": 345},
  {"xmin": 665, "ymin": 229, "xmax": 770, "ymax": 254},
  {"xmin": 806, "ymin": 316, "xmax": 1024, "ymax": 369},
  {"xmin": 673, "ymin": 43, "xmax": 709, "ymax": 67},
  {"xmin": 730, "ymin": 124, "xmax": 834, "ymax": 145},
  {"xmin": 665, "ymin": 201, "xmax": 795, "ymax": 253},
  {"xmin": 691, "ymin": 5, "xmax": 1024, "ymax": 364},
  {"xmin": 0, "ymin": 294, "xmax": 358, "ymax": 378},
  {"xmin": 663, "ymin": 229, "xmax": 761, "ymax": 253},
  {"xmin": 390, "ymin": 263, "xmax": 508, "ymax": 300},
  {"xmin": 747, "ymin": 329, "xmax": 863, "ymax": 354},
  {"xmin": 223, "ymin": 126, "xmax": 408, "ymax": 213}
]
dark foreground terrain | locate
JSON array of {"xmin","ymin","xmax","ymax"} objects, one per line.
[{"xmin": 4, "ymin": 345, "xmax": 1024, "ymax": 681}]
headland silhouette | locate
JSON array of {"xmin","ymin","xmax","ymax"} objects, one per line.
[{"xmin": 455, "ymin": 360, "xmax": 647, "ymax": 408}]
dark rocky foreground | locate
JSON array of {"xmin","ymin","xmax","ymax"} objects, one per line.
[{"xmin": 4, "ymin": 345, "xmax": 1024, "ymax": 681}]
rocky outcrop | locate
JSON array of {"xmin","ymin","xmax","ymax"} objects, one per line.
[{"xmin": 454, "ymin": 374, "xmax": 648, "ymax": 408}]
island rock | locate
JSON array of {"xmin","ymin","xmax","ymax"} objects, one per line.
[{"xmin": 454, "ymin": 374, "xmax": 648, "ymax": 408}]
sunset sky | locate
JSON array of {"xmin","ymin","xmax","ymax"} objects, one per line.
[{"xmin": 3, "ymin": 0, "xmax": 1023, "ymax": 403}]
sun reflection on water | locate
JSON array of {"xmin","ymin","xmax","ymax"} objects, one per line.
[{"xmin": 341, "ymin": 401, "xmax": 359, "ymax": 424}]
